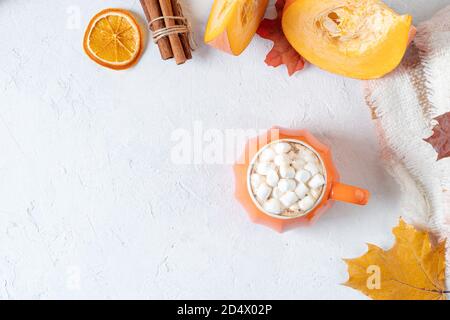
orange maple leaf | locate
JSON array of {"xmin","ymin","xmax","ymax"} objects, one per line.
[
  {"xmin": 344, "ymin": 219, "xmax": 448, "ymax": 300},
  {"xmin": 256, "ymin": 0, "xmax": 305, "ymax": 76},
  {"xmin": 424, "ymin": 112, "xmax": 450, "ymax": 161}
]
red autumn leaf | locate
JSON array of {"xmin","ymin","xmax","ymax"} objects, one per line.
[
  {"xmin": 424, "ymin": 112, "xmax": 450, "ymax": 160},
  {"xmin": 257, "ymin": 0, "xmax": 305, "ymax": 76}
]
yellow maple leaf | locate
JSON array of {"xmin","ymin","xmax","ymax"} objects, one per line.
[{"xmin": 343, "ymin": 219, "xmax": 448, "ymax": 300}]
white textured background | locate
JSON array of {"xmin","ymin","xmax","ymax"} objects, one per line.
[{"xmin": 0, "ymin": 0, "xmax": 448, "ymax": 300}]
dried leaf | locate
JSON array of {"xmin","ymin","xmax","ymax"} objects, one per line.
[
  {"xmin": 344, "ymin": 219, "xmax": 448, "ymax": 300},
  {"xmin": 256, "ymin": 0, "xmax": 305, "ymax": 76},
  {"xmin": 424, "ymin": 112, "xmax": 450, "ymax": 160}
]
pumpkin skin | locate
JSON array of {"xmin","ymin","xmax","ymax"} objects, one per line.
[
  {"xmin": 205, "ymin": 0, "xmax": 269, "ymax": 55},
  {"xmin": 282, "ymin": 0, "xmax": 412, "ymax": 79}
]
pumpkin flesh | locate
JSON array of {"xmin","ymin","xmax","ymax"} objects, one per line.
[
  {"xmin": 205, "ymin": 0, "xmax": 269, "ymax": 55},
  {"xmin": 282, "ymin": 0, "xmax": 412, "ymax": 79}
]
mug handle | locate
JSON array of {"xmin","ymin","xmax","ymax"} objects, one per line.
[{"xmin": 330, "ymin": 183, "xmax": 370, "ymax": 205}]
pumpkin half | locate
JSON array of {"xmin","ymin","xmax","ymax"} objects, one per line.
[
  {"xmin": 205, "ymin": 0, "xmax": 269, "ymax": 55},
  {"xmin": 282, "ymin": 0, "xmax": 413, "ymax": 79}
]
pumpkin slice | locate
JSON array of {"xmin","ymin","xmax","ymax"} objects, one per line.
[
  {"xmin": 205, "ymin": 0, "xmax": 269, "ymax": 55},
  {"xmin": 282, "ymin": 0, "xmax": 412, "ymax": 79}
]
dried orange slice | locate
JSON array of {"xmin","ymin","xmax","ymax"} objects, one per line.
[{"xmin": 83, "ymin": 8, "xmax": 143, "ymax": 70}]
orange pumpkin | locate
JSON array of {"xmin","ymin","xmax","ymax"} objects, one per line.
[
  {"xmin": 282, "ymin": 0, "xmax": 413, "ymax": 79},
  {"xmin": 205, "ymin": 0, "xmax": 269, "ymax": 55}
]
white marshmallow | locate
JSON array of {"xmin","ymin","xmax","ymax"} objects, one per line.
[
  {"xmin": 291, "ymin": 158, "xmax": 306, "ymax": 170},
  {"xmin": 295, "ymin": 182, "xmax": 309, "ymax": 199},
  {"xmin": 259, "ymin": 148, "xmax": 276, "ymax": 162},
  {"xmin": 279, "ymin": 165, "xmax": 295, "ymax": 179},
  {"xmin": 298, "ymin": 196, "xmax": 316, "ymax": 211},
  {"xmin": 303, "ymin": 150, "xmax": 318, "ymax": 163},
  {"xmin": 310, "ymin": 188, "xmax": 322, "ymax": 199},
  {"xmin": 256, "ymin": 162, "xmax": 275, "ymax": 175},
  {"xmin": 251, "ymin": 142, "xmax": 326, "ymax": 215},
  {"xmin": 265, "ymin": 169, "xmax": 279, "ymax": 187},
  {"xmin": 280, "ymin": 191, "xmax": 299, "ymax": 208},
  {"xmin": 278, "ymin": 179, "xmax": 296, "ymax": 193},
  {"xmin": 308, "ymin": 174, "xmax": 326, "ymax": 189},
  {"xmin": 304, "ymin": 162, "xmax": 319, "ymax": 176},
  {"xmin": 255, "ymin": 183, "xmax": 272, "ymax": 202},
  {"xmin": 295, "ymin": 169, "xmax": 312, "ymax": 183},
  {"xmin": 251, "ymin": 174, "xmax": 265, "ymax": 188},
  {"xmin": 274, "ymin": 154, "xmax": 290, "ymax": 167},
  {"xmin": 272, "ymin": 187, "xmax": 284, "ymax": 200},
  {"xmin": 274, "ymin": 142, "xmax": 292, "ymax": 154},
  {"xmin": 287, "ymin": 151, "xmax": 298, "ymax": 160},
  {"xmin": 264, "ymin": 198, "xmax": 282, "ymax": 215}
]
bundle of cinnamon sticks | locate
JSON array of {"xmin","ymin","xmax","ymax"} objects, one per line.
[{"xmin": 140, "ymin": 0, "xmax": 192, "ymax": 65}]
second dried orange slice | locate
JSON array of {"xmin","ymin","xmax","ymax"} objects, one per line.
[{"xmin": 84, "ymin": 8, "xmax": 143, "ymax": 70}]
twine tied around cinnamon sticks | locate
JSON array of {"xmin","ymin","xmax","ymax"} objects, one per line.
[
  {"xmin": 140, "ymin": 0, "xmax": 193, "ymax": 65},
  {"xmin": 149, "ymin": 16, "xmax": 188, "ymax": 43}
]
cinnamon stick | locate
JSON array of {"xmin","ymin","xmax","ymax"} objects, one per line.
[
  {"xmin": 140, "ymin": 0, "xmax": 173, "ymax": 60},
  {"xmin": 159, "ymin": 0, "xmax": 187, "ymax": 65},
  {"xmin": 171, "ymin": 0, "xmax": 192, "ymax": 60}
]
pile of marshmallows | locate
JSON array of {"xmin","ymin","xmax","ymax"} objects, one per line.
[{"xmin": 249, "ymin": 141, "xmax": 326, "ymax": 217}]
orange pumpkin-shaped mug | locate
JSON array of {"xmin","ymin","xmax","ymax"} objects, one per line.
[{"xmin": 233, "ymin": 127, "xmax": 370, "ymax": 232}]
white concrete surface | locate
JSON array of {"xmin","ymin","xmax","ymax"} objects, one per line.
[{"xmin": 0, "ymin": 0, "xmax": 447, "ymax": 300}]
